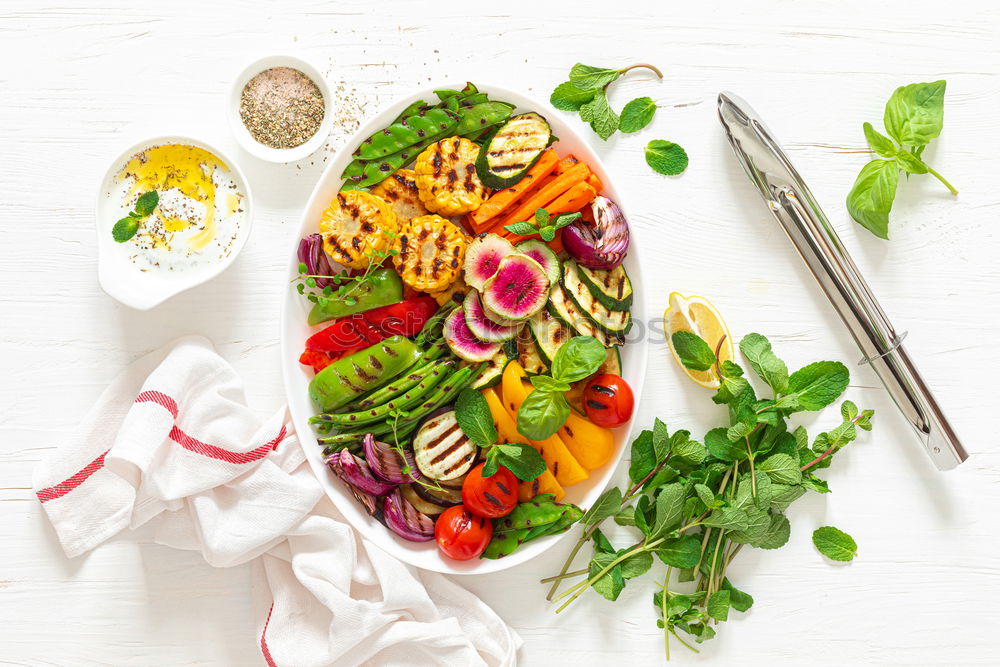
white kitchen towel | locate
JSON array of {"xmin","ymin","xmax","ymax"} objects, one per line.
[{"xmin": 33, "ymin": 336, "xmax": 520, "ymax": 667}]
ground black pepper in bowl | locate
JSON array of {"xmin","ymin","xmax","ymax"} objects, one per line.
[{"xmin": 239, "ymin": 67, "xmax": 325, "ymax": 149}]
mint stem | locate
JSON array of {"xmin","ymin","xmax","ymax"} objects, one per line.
[{"xmin": 619, "ymin": 63, "xmax": 664, "ymax": 79}]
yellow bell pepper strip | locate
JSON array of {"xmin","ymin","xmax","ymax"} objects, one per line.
[{"xmin": 558, "ymin": 411, "xmax": 615, "ymax": 470}]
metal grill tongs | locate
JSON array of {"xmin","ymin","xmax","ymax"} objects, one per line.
[{"xmin": 717, "ymin": 92, "xmax": 967, "ymax": 470}]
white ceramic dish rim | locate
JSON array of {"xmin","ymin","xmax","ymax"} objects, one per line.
[
  {"xmin": 280, "ymin": 83, "xmax": 649, "ymax": 575},
  {"xmin": 94, "ymin": 134, "xmax": 254, "ymax": 310},
  {"xmin": 228, "ymin": 55, "xmax": 335, "ymax": 163}
]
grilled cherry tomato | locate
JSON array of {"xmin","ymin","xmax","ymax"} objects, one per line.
[
  {"xmin": 583, "ymin": 374, "xmax": 634, "ymax": 428},
  {"xmin": 462, "ymin": 463, "xmax": 518, "ymax": 518},
  {"xmin": 434, "ymin": 504, "xmax": 493, "ymax": 560}
]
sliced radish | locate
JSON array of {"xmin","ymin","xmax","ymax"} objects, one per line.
[
  {"xmin": 482, "ymin": 254, "xmax": 551, "ymax": 321},
  {"xmin": 443, "ymin": 306, "xmax": 502, "ymax": 362},
  {"xmin": 463, "ymin": 290, "xmax": 522, "ymax": 342},
  {"xmin": 463, "ymin": 233, "xmax": 515, "ymax": 291}
]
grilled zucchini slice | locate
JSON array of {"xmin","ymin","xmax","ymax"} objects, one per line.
[
  {"xmin": 475, "ymin": 112, "xmax": 551, "ymax": 189},
  {"xmin": 562, "ymin": 260, "xmax": 631, "ymax": 342},
  {"xmin": 319, "ymin": 190, "xmax": 398, "ymax": 269},
  {"xmin": 528, "ymin": 307, "xmax": 574, "ymax": 367},
  {"xmin": 470, "ymin": 348, "xmax": 513, "ymax": 390},
  {"xmin": 392, "ymin": 215, "xmax": 469, "ymax": 292},
  {"xmin": 577, "ymin": 263, "xmax": 633, "ymax": 311},
  {"xmin": 413, "ymin": 410, "xmax": 476, "ymax": 481},
  {"xmin": 369, "ymin": 168, "xmax": 430, "ymax": 226},
  {"xmin": 547, "ymin": 282, "xmax": 616, "ymax": 347},
  {"xmin": 517, "ymin": 335, "xmax": 548, "ymax": 376},
  {"xmin": 414, "ymin": 136, "xmax": 489, "ymax": 217}
]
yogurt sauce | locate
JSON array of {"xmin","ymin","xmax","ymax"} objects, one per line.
[{"xmin": 112, "ymin": 143, "xmax": 246, "ymax": 272}]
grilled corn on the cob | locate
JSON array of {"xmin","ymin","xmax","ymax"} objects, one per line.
[
  {"xmin": 368, "ymin": 168, "xmax": 430, "ymax": 225},
  {"xmin": 319, "ymin": 191, "xmax": 398, "ymax": 269},
  {"xmin": 393, "ymin": 214, "xmax": 469, "ymax": 292},
  {"xmin": 413, "ymin": 137, "xmax": 488, "ymax": 217}
]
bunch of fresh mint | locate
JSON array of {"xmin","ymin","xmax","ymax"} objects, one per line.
[{"xmin": 543, "ymin": 332, "xmax": 871, "ymax": 659}]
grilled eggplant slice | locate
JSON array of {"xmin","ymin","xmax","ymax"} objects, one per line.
[
  {"xmin": 319, "ymin": 190, "xmax": 399, "ymax": 269},
  {"xmin": 414, "ymin": 136, "xmax": 489, "ymax": 216},
  {"xmin": 413, "ymin": 410, "xmax": 477, "ymax": 481},
  {"xmin": 369, "ymin": 168, "xmax": 430, "ymax": 225},
  {"xmin": 392, "ymin": 214, "xmax": 469, "ymax": 292},
  {"xmin": 476, "ymin": 112, "xmax": 551, "ymax": 189}
]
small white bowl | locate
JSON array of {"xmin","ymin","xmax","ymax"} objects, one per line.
[
  {"xmin": 228, "ymin": 55, "xmax": 334, "ymax": 163},
  {"xmin": 95, "ymin": 135, "xmax": 254, "ymax": 310}
]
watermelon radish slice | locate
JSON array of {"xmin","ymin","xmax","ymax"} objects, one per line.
[
  {"xmin": 463, "ymin": 290, "xmax": 522, "ymax": 342},
  {"xmin": 482, "ymin": 254, "xmax": 551, "ymax": 321},
  {"xmin": 516, "ymin": 239, "xmax": 561, "ymax": 285},
  {"xmin": 463, "ymin": 234, "xmax": 515, "ymax": 291},
  {"xmin": 443, "ymin": 306, "xmax": 502, "ymax": 362}
]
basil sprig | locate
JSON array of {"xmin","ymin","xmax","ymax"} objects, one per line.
[
  {"xmin": 846, "ymin": 80, "xmax": 957, "ymax": 239},
  {"xmin": 454, "ymin": 388, "xmax": 546, "ymax": 481},
  {"xmin": 516, "ymin": 336, "xmax": 606, "ymax": 441}
]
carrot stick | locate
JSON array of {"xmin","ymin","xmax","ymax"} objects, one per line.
[
  {"xmin": 545, "ymin": 182, "xmax": 597, "ymax": 217},
  {"xmin": 586, "ymin": 172, "xmax": 603, "ymax": 193},
  {"xmin": 554, "ymin": 155, "xmax": 580, "ymax": 174},
  {"xmin": 485, "ymin": 162, "xmax": 591, "ymax": 233},
  {"xmin": 469, "ymin": 149, "xmax": 559, "ymax": 229}
]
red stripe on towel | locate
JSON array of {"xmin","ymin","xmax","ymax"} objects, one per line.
[
  {"xmin": 261, "ymin": 603, "xmax": 278, "ymax": 667},
  {"xmin": 135, "ymin": 390, "xmax": 179, "ymax": 418},
  {"xmin": 36, "ymin": 450, "xmax": 110, "ymax": 503},
  {"xmin": 167, "ymin": 424, "xmax": 287, "ymax": 464}
]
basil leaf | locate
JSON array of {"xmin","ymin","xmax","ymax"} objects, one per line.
[
  {"xmin": 530, "ymin": 375, "xmax": 570, "ymax": 393},
  {"xmin": 846, "ymin": 159, "xmax": 899, "ymax": 240},
  {"xmin": 812, "ymin": 525, "xmax": 858, "ymax": 561},
  {"xmin": 671, "ymin": 331, "xmax": 716, "ymax": 371},
  {"xmin": 883, "ymin": 80, "xmax": 946, "ymax": 147},
  {"xmin": 895, "ymin": 150, "xmax": 929, "ymax": 175},
  {"xmin": 569, "ymin": 63, "xmax": 622, "ymax": 90},
  {"xmin": 551, "ymin": 336, "xmax": 606, "ymax": 383},
  {"xmin": 619, "ymin": 96, "xmax": 657, "ymax": 133},
  {"xmin": 492, "ymin": 442, "xmax": 547, "ymax": 481},
  {"xmin": 516, "ymin": 390, "xmax": 570, "ymax": 441},
  {"xmin": 550, "ymin": 81, "xmax": 598, "ymax": 110},
  {"xmin": 455, "ymin": 388, "xmax": 498, "ymax": 448},
  {"xmin": 862, "ymin": 122, "xmax": 897, "ymax": 157}
]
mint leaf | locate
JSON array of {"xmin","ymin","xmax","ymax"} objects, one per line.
[
  {"xmin": 550, "ymin": 211, "xmax": 582, "ymax": 230},
  {"xmin": 620, "ymin": 549, "xmax": 653, "ymax": 579},
  {"xmin": 134, "ymin": 190, "xmax": 159, "ymax": 217},
  {"xmin": 652, "ymin": 418, "xmax": 670, "ymax": 461},
  {"xmin": 491, "ymin": 441, "xmax": 547, "ymax": 481},
  {"xmin": 812, "ymin": 525, "xmax": 858, "ymax": 561},
  {"xmin": 883, "ymin": 80, "xmax": 946, "ymax": 147},
  {"xmin": 455, "ymin": 388, "xmax": 498, "ymax": 448},
  {"xmin": 569, "ymin": 63, "xmax": 622, "ymax": 90},
  {"xmin": 758, "ymin": 453, "xmax": 802, "ymax": 485},
  {"xmin": 551, "ymin": 335, "xmax": 606, "ymax": 383},
  {"xmin": 112, "ymin": 217, "xmax": 139, "ymax": 243},
  {"xmin": 481, "ymin": 447, "xmax": 500, "ymax": 477},
  {"xmin": 579, "ymin": 90, "xmax": 619, "ymax": 141},
  {"xmin": 503, "ymin": 220, "xmax": 537, "ymax": 236},
  {"xmin": 550, "ymin": 81, "xmax": 598, "ymax": 110},
  {"xmin": 785, "ymin": 361, "xmax": 850, "ymax": 411},
  {"xmin": 739, "ymin": 333, "xmax": 789, "ymax": 393},
  {"xmin": 863, "ymin": 122, "xmax": 897, "ymax": 157},
  {"xmin": 703, "ymin": 507, "xmax": 749, "ymax": 531},
  {"xmin": 589, "ymin": 552, "xmax": 625, "ymax": 601},
  {"xmin": 671, "ymin": 331, "xmax": 715, "ymax": 371},
  {"xmin": 628, "ymin": 429, "xmax": 655, "ymax": 483},
  {"xmin": 539, "ymin": 227, "xmax": 556, "ymax": 242},
  {"xmin": 705, "ymin": 427, "xmax": 748, "ymax": 462},
  {"xmin": 707, "ymin": 590, "xmax": 730, "ymax": 621},
  {"xmin": 655, "ymin": 535, "xmax": 701, "ymax": 568},
  {"xmin": 581, "ymin": 487, "xmax": 623, "ymax": 525},
  {"xmin": 619, "ymin": 97, "xmax": 656, "ymax": 133},
  {"xmin": 721, "ymin": 578, "xmax": 754, "ymax": 612},
  {"xmin": 846, "ymin": 158, "xmax": 899, "ymax": 239},
  {"xmin": 645, "ymin": 140, "xmax": 689, "ymax": 175},
  {"xmin": 534, "ymin": 208, "xmax": 551, "ymax": 226},
  {"xmin": 649, "ymin": 483, "xmax": 686, "ymax": 538}
]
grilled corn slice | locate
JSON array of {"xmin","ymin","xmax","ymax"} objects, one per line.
[
  {"xmin": 428, "ymin": 274, "xmax": 468, "ymax": 306},
  {"xmin": 413, "ymin": 137, "xmax": 488, "ymax": 217},
  {"xmin": 368, "ymin": 168, "xmax": 429, "ymax": 225},
  {"xmin": 393, "ymin": 214, "xmax": 469, "ymax": 292},
  {"xmin": 319, "ymin": 190, "xmax": 398, "ymax": 269}
]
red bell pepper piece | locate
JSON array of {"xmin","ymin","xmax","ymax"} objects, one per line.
[
  {"xmin": 299, "ymin": 348, "xmax": 354, "ymax": 373},
  {"xmin": 305, "ymin": 296, "xmax": 438, "ymax": 354},
  {"xmin": 362, "ymin": 296, "xmax": 438, "ymax": 337}
]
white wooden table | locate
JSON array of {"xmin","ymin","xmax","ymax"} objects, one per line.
[{"xmin": 3, "ymin": 2, "xmax": 999, "ymax": 664}]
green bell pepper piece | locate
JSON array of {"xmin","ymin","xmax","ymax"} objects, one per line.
[
  {"xmin": 306, "ymin": 268, "xmax": 403, "ymax": 326},
  {"xmin": 308, "ymin": 335, "xmax": 421, "ymax": 412}
]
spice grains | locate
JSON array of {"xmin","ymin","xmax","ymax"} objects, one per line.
[{"xmin": 240, "ymin": 67, "xmax": 325, "ymax": 149}]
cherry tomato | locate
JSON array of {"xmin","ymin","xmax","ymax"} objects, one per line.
[
  {"xmin": 583, "ymin": 374, "xmax": 635, "ymax": 428},
  {"xmin": 461, "ymin": 463, "xmax": 518, "ymax": 518},
  {"xmin": 434, "ymin": 504, "xmax": 493, "ymax": 560}
]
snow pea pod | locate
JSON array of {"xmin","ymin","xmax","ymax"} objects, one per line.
[
  {"xmin": 493, "ymin": 494, "xmax": 566, "ymax": 533},
  {"xmin": 308, "ymin": 335, "xmax": 421, "ymax": 412},
  {"xmin": 523, "ymin": 503, "xmax": 583, "ymax": 541},
  {"xmin": 453, "ymin": 102, "xmax": 514, "ymax": 137},
  {"xmin": 392, "ymin": 99, "xmax": 428, "ymax": 125},
  {"xmin": 482, "ymin": 528, "xmax": 529, "ymax": 559},
  {"xmin": 355, "ymin": 108, "xmax": 459, "ymax": 160}
]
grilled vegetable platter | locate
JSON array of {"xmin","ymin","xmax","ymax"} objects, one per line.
[{"xmin": 281, "ymin": 83, "xmax": 647, "ymax": 574}]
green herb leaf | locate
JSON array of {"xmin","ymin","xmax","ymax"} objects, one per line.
[
  {"xmin": 645, "ymin": 140, "xmax": 689, "ymax": 176},
  {"xmin": 503, "ymin": 220, "xmax": 537, "ymax": 236},
  {"xmin": 703, "ymin": 507, "xmax": 750, "ymax": 531},
  {"xmin": 550, "ymin": 211, "xmax": 582, "ymax": 230},
  {"xmin": 111, "ymin": 217, "xmax": 140, "ymax": 243},
  {"xmin": 758, "ymin": 453, "xmax": 802, "ymax": 485},
  {"xmin": 539, "ymin": 227, "xmax": 556, "ymax": 242},
  {"xmin": 551, "ymin": 335, "xmax": 606, "ymax": 383},
  {"xmin": 516, "ymin": 390, "xmax": 570, "ymax": 441},
  {"xmin": 705, "ymin": 427, "xmax": 748, "ymax": 462},
  {"xmin": 883, "ymin": 80, "xmax": 946, "ymax": 147},
  {"xmin": 455, "ymin": 388, "xmax": 498, "ymax": 448},
  {"xmin": 846, "ymin": 158, "xmax": 899, "ymax": 239},
  {"xmin": 579, "ymin": 90, "xmax": 619, "ymax": 141},
  {"xmin": 652, "ymin": 418, "xmax": 671, "ymax": 461},
  {"xmin": 589, "ymin": 552, "xmax": 626, "ymax": 601},
  {"xmin": 569, "ymin": 63, "xmax": 623, "ymax": 90},
  {"xmin": 649, "ymin": 483, "xmax": 687, "ymax": 538},
  {"xmin": 895, "ymin": 150, "xmax": 929, "ymax": 175},
  {"xmin": 707, "ymin": 590, "xmax": 730, "ymax": 621},
  {"xmin": 619, "ymin": 549, "xmax": 654, "ymax": 579},
  {"xmin": 812, "ymin": 525, "xmax": 858, "ymax": 561},
  {"xmin": 489, "ymin": 442, "xmax": 547, "ymax": 481},
  {"xmin": 721, "ymin": 578, "xmax": 754, "ymax": 612},
  {"xmin": 530, "ymin": 375, "xmax": 571, "ymax": 393},
  {"xmin": 134, "ymin": 191, "xmax": 159, "ymax": 217},
  {"xmin": 628, "ymin": 430, "xmax": 655, "ymax": 483},
  {"xmin": 619, "ymin": 97, "xmax": 656, "ymax": 133},
  {"xmin": 534, "ymin": 208, "xmax": 551, "ymax": 226},
  {"xmin": 581, "ymin": 487, "xmax": 623, "ymax": 525},
  {"xmin": 550, "ymin": 81, "xmax": 598, "ymax": 110},
  {"xmin": 655, "ymin": 535, "xmax": 701, "ymax": 568},
  {"xmin": 739, "ymin": 333, "xmax": 789, "ymax": 393},
  {"xmin": 863, "ymin": 122, "xmax": 897, "ymax": 157},
  {"xmin": 785, "ymin": 361, "xmax": 850, "ymax": 411},
  {"xmin": 755, "ymin": 514, "xmax": 791, "ymax": 550},
  {"xmin": 671, "ymin": 331, "xmax": 716, "ymax": 371}
]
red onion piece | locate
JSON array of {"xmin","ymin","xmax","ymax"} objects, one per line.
[
  {"xmin": 363, "ymin": 433, "xmax": 421, "ymax": 484},
  {"xmin": 298, "ymin": 234, "xmax": 336, "ymax": 288},
  {"xmin": 327, "ymin": 448, "xmax": 395, "ymax": 496},
  {"xmin": 562, "ymin": 196, "xmax": 630, "ymax": 269},
  {"xmin": 383, "ymin": 489, "xmax": 435, "ymax": 541}
]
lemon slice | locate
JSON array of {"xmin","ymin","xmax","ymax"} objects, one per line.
[{"xmin": 663, "ymin": 293, "xmax": 734, "ymax": 390}]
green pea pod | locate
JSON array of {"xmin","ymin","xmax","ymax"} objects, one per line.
[
  {"xmin": 454, "ymin": 102, "xmax": 514, "ymax": 137},
  {"xmin": 355, "ymin": 108, "xmax": 459, "ymax": 160},
  {"xmin": 391, "ymin": 100, "xmax": 428, "ymax": 125},
  {"xmin": 458, "ymin": 93, "xmax": 489, "ymax": 107},
  {"xmin": 341, "ymin": 130, "xmax": 449, "ymax": 188},
  {"xmin": 482, "ymin": 528, "xmax": 530, "ymax": 559},
  {"xmin": 349, "ymin": 358, "xmax": 450, "ymax": 411},
  {"xmin": 524, "ymin": 503, "xmax": 584, "ymax": 541},
  {"xmin": 308, "ymin": 336, "xmax": 421, "ymax": 412},
  {"xmin": 307, "ymin": 269, "xmax": 403, "ymax": 325},
  {"xmin": 314, "ymin": 360, "xmax": 453, "ymax": 428},
  {"xmin": 493, "ymin": 494, "xmax": 566, "ymax": 533},
  {"xmin": 434, "ymin": 88, "xmax": 461, "ymax": 102}
]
